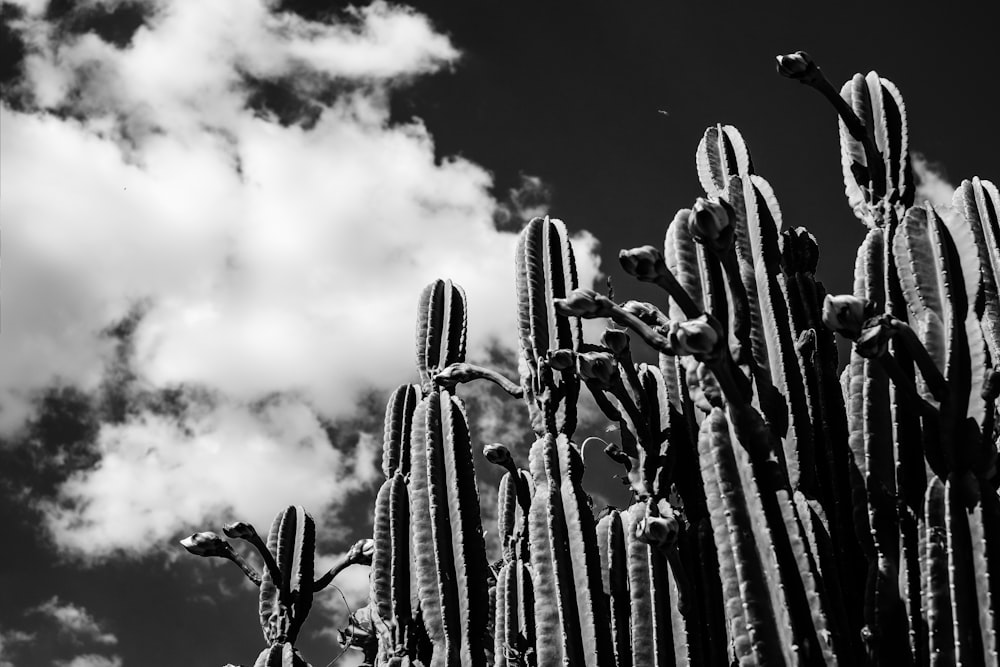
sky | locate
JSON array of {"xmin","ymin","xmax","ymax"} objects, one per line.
[{"xmin": 1, "ymin": 1, "xmax": 997, "ymax": 666}]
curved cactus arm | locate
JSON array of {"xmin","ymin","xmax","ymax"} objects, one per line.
[
  {"xmin": 776, "ymin": 52, "xmax": 892, "ymax": 219},
  {"xmin": 957, "ymin": 178, "xmax": 1000, "ymax": 360},
  {"xmin": 370, "ymin": 474, "xmax": 408, "ymax": 642},
  {"xmin": 417, "ymin": 279, "xmax": 468, "ymax": 391},
  {"xmin": 180, "ymin": 531, "xmax": 263, "ymax": 587},
  {"xmin": 223, "ymin": 521, "xmax": 281, "ymax": 589},
  {"xmin": 314, "ymin": 538, "xmax": 374, "ymax": 593},
  {"xmin": 696, "ymin": 124, "xmax": 753, "ymax": 198},
  {"xmin": 434, "ymin": 362, "xmax": 524, "ymax": 398}
]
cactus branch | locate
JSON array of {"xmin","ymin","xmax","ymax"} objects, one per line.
[{"xmin": 434, "ymin": 362, "xmax": 525, "ymax": 398}]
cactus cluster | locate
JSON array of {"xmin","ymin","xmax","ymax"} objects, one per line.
[{"xmin": 182, "ymin": 52, "xmax": 998, "ymax": 666}]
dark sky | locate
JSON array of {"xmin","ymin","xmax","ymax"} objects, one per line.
[{"xmin": 1, "ymin": 1, "xmax": 998, "ymax": 666}]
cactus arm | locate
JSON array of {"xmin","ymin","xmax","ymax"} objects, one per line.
[
  {"xmin": 417, "ymin": 280, "xmax": 468, "ymax": 390},
  {"xmin": 946, "ymin": 472, "xmax": 988, "ymax": 664},
  {"xmin": 409, "ymin": 398, "xmax": 446, "ymax": 657},
  {"xmin": 696, "ymin": 124, "xmax": 753, "ymax": 198},
  {"xmin": 697, "ymin": 407, "xmax": 781, "ymax": 664},
  {"xmin": 383, "ymin": 384, "xmax": 421, "ymax": 478},
  {"xmin": 924, "ymin": 476, "xmax": 956, "ymax": 664},
  {"xmin": 597, "ymin": 511, "xmax": 632, "ymax": 667},
  {"xmin": 957, "ymin": 178, "xmax": 1000, "ymax": 360},
  {"xmin": 434, "ymin": 363, "xmax": 524, "ymax": 398}
]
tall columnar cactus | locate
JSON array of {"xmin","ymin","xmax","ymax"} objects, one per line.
[
  {"xmin": 182, "ymin": 50, "xmax": 999, "ymax": 667},
  {"xmin": 515, "ymin": 217, "xmax": 584, "ymax": 437}
]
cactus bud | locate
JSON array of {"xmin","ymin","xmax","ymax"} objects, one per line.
[
  {"xmin": 578, "ymin": 350, "xmax": 618, "ymax": 387},
  {"xmin": 346, "ymin": 538, "xmax": 375, "ymax": 567},
  {"xmin": 223, "ymin": 522, "xmax": 258, "ymax": 541},
  {"xmin": 822, "ymin": 294, "xmax": 870, "ymax": 339},
  {"xmin": 548, "ymin": 349, "xmax": 576, "ymax": 371},
  {"xmin": 180, "ymin": 531, "xmax": 233, "ymax": 558},
  {"xmin": 619, "ymin": 245, "xmax": 667, "ymax": 282},
  {"xmin": 635, "ymin": 513, "xmax": 679, "ymax": 550},
  {"xmin": 601, "ymin": 328, "xmax": 630, "ymax": 357},
  {"xmin": 671, "ymin": 315, "xmax": 720, "ymax": 357},
  {"xmin": 484, "ymin": 442, "xmax": 514, "ymax": 467},
  {"xmin": 603, "ymin": 442, "xmax": 633, "ymax": 470},
  {"xmin": 855, "ymin": 319, "xmax": 892, "ymax": 359},
  {"xmin": 775, "ymin": 50, "xmax": 815, "ymax": 79},
  {"xmin": 555, "ymin": 288, "xmax": 608, "ymax": 318},
  {"xmin": 689, "ymin": 197, "xmax": 735, "ymax": 253},
  {"xmin": 619, "ymin": 300, "xmax": 668, "ymax": 326}
]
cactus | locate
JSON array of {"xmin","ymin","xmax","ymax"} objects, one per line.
[{"xmin": 180, "ymin": 50, "xmax": 999, "ymax": 667}]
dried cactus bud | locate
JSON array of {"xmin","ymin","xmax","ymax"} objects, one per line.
[
  {"xmin": 619, "ymin": 245, "xmax": 667, "ymax": 282},
  {"xmin": 346, "ymin": 538, "xmax": 375, "ymax": 566},
  {"xmin": 775, "ymin": 50, "xmax": 815, "ymax": 79},
  {"xmin": 601, "ymin": 328, "xmax": 630, "ymax": 357},
  {"xmin": 484, "ymin": 442, "xmax": 513, "ymax": 467},
  {"xmin": 222, "ymin": 521, "xmax": 258, "ymax": 541},
  {"xmin": 180, "ymin": 532, "xmax": 233, "ymax": 558},
  {"xmin": 689, "ymin": 197, "xmax": 735, "ymax": 252},
  {"xmin": 547, "ymin": 349, "xmax": 576, "ymax": 371},
  {"xmin": 855, "ymin": 319, "xmax": 893, "ymax": 359},
  {"xmin": 554, "ymin": 288, "xmax": 613, "ymax": 318},
  {"xmin": 603, "ymin": 442, "xmax": 632, "ymax": 470},
  {"xmin": 578, "ymin": 350, "xmax": 618, "ymax": 387},
  {"xmin": 671, "ymin": 315, "xmax": 720, "ymax": 357},
  {"xmin": 620, "ymin": 300, "xmax": 667, "ymax": 326},
  {"xmin": 822, "ymin": 294, "xmax": 870, "ymax": 339},
  {"xmin": 686, "ymin": 361, "xmax": 723, "ymax": 411},
  {"xmin": 635, "ymin": 513, "xmax": 679, "ymax": 549}
]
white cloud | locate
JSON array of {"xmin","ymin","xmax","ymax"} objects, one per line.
[
  {"xmin": 55, "ymin": 655, "xmax": 123, "ymax": 667},
  {"xmin": 32, "ymin": 597, "xmax": 117, "ymax": 645},
  {"xmin": 42, "ymin": 398, "xmax": 382, "ymax": 556},
  {"xmin": 1, "ymin": 0, "xmax": 602, "ymax": 556}
]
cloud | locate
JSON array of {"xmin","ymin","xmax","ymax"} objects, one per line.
[
  {"xmin": 42, "ymin": 397, "xmax": 382, "ymax": 556},
  {"xmin": 32, "ymin": 597, "xmax": 117, "ymax": 646},
  {"xmin": 1, "ymin": 0, "xmax": 602, "ymax": 558},
  {"xmin": 55, "ymin": 655, "xmax": 123, "ymax": 667}
]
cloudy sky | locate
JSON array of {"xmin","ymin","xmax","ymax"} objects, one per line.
[{"xmin": 1, "ymin": 1, "xmax": 997, "ymax": 665}]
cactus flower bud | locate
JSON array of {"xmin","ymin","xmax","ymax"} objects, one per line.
[
  {"xmin": 601, "ymin": 328, "xmax": 630, "ymax": 357},
  {"xmin": 346, "ymin": 538, "xmax": 375, "ymax": 566},
  {"xmin": 671, "ymin": 315, "xmax": 720, "ymax": 357},
  {"xmin": 635, "ymin": 514, "xmax": 679, "ymax": 549},
  {"xmin": 689, "ymin": 197, "xmax": 735, "ymax": 252},
  {"xmin": 547, "ymin": 349, "xmax": 576, "ymax": 371},
  {"xmin": 620, "ymin": 300, "xmax": 668, "ymax": 326},
  {"xmin": 554, "ymin": 288, "xmax": 612, "ymax": 318},
  {"xmin": 180, "ymin": 531, "xmax": 233, "ymax": 558},
  {"xmin": 484, "ymin": 442, "xmax": 513, "ymax": 467},
  {"xmin": 776, "ymin": 51, "xmax": 815, "ymax": 79},
  {"xmin": 577, "ymin": 350, "xmax": 618, "ymax": 387},
  {"xmin": 855, "ymin": 319, "xmax": 892, "ymax": 359},
  {"xmin": 822, "ymin": 294, "xmax": 870, "ymax": 339},
  {"xmin": 619, "ymin": 245, "xmax": 667, "ymax": 282},
  {"xmin": 222, "ymin": 521, "xmax": 258, "ymax": 541}
]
